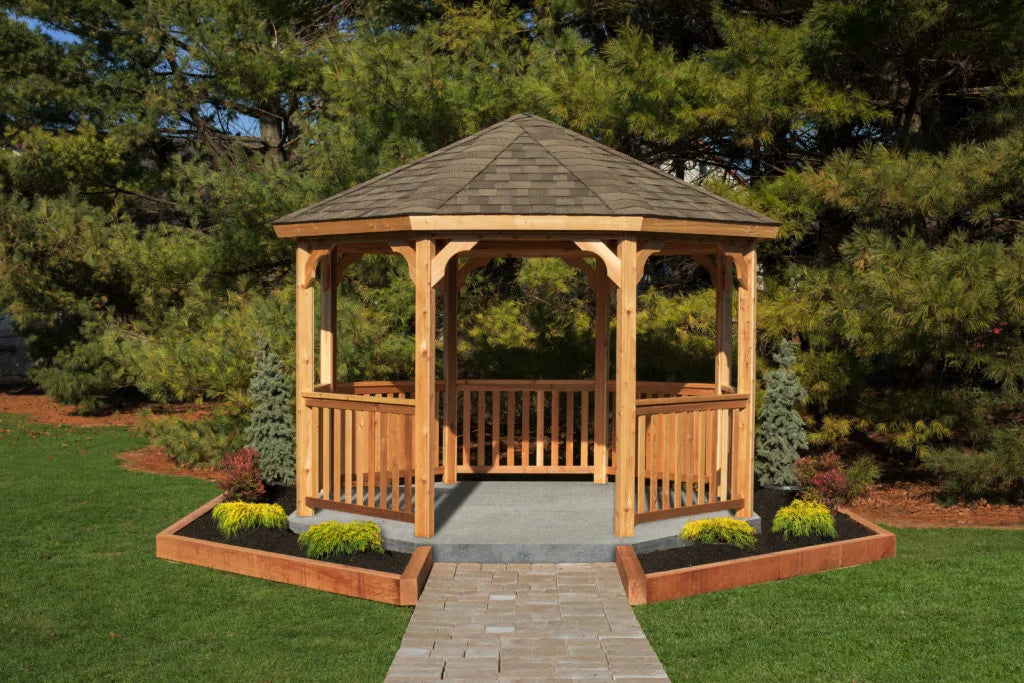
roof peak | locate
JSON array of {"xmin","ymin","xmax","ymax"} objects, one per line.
[{"xmin": 274, "ymin": 115, "xmax": 778, "ymax": 228}]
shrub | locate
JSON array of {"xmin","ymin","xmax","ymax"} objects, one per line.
[
  {"xmin": 771, "ymin": 499, "xmax": 837, "ymax": 540},
  {"xmin": 921, "ymin": 427, "xmax": 1024, "ymax": 502},
  {"xmin": 795, "ymin": 452, "xmax": 852, "ymax": 509},
  {"xmin": 137, "ymin": 409, "xmax": 247, "ymax": 467},
  {"xmin": 219, "ymin": 446, "xmax": 265, "ymax": 502},
  {"xmin": 680, "ymin": 517, "xmax": 758, "ymax": 551},
  {"xmin": 212, "ymin": 501, "xmax": 287, "ymax": 538},
  {"xmin": 245, "ymin": 341, "xmax": 295, "ymax": 485},
  {"xmin": 297, "ymin": 521, "xmax": 384, "ymax": 559},
  {"xmin": 846, "ymin": 455, "xmax": 882, "ymax": 499},
  {"xmin": 755, "ymin": 339, "xmax": 809, "ymax": 487}
]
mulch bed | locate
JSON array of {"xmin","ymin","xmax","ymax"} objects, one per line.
[
  {"xmin": 638, "ymin": 488, "xmax": 874, "ymax": 574},
  {"xmin": 175, "ymin": 485, "xmax": 411, "ymax": 574}
]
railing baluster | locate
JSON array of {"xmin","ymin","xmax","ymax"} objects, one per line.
[
  {"xmin": 566, "ymin": 390, "xmax": 575, "ymax": 468},
  {"xmin": 535, "ymin": 390, "xmax": 543, "ymax": 468},
  {"xmin": 637, "ymin": 415, "xmax": 647, "ymax": 514},
  {"xmin": 505, "ymin": 390, "xmax": 515, "ymax": 468},
  {"xmin": 491, "ymin": 390, "xmax": 499, "ymax": 466}
]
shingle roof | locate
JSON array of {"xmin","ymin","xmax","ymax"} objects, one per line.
[{"xmin": 274, "ymin": 114, "xmax": 778, "ymax": 226}]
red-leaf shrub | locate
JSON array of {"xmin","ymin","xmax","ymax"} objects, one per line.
[
  {"xmin": 795, "ymin": 452, "xmax": 852, "ymax": 509},
  {"xmin": 219, "ymin": 446, "xmax": 266, "ymax": 502}
]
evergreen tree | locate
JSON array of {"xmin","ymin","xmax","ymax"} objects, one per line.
[
  {"xmin": 755, "ymin": 340, "xmax": 809, "ymax": 487},
  {"xmin": 245, "ymin": 341, "xmax": 295, "ymax": 485}
]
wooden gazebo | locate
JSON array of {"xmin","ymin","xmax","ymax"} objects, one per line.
[{"xmin": 274, "ymin": 114, "xmax": 778, "ymax": 538}]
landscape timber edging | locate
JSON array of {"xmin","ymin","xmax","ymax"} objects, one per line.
[
  {"xmin": 156, "ymin": 494, "xmax": 433, "ymax": 606},
  {"xmin": 616, "ymin": 508, "xmax": 896, "ymax": 605}
]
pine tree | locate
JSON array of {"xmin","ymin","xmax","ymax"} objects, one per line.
[
  {"xmin": 245, "ymin": 341, "xmax": 295, "ymax": 485},
  {"xmin": 755, "ymin": 340, "xmax": 809, "ymax": 487}
]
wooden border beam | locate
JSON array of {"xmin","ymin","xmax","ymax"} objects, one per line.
[{"xmin": 273, "ymin": 215, "xmax": 779, "ymax": 240}]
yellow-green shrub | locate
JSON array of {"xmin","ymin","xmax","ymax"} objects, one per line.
[
  {"xmin": 771, "ymin": 498, "xmax": 837, "ymax": 540},
  {"xmin": 297, "ymin": 521, "xmax": 384, "ymax": 559},
  {"xmin": 680, "ymin": 517, "xmax": 758, "ymax": 550},
  {"xmin": 211, "ymin": 501, "xmax": 288, "ymax": 538}
]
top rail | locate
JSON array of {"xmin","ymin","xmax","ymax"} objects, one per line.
[
  {"xmin": 302, "ymin": 391, "xmax": 416, "ymax": 414},
  {"xmin": 635, "ymin": 393, "xmax": 748, "ymax": 416},
  {"xmin": 327, "ymin": 378, "xmax": 726, "ymax": 395}
]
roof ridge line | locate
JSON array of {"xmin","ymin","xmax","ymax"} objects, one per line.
[
  {"xmin": 432, "ymin": 126, "xmax": 529, "ymax": 213},
  {"xmin": 274, "ymin": 117, "xmax": 521, "ymax": 223},
  {"xmin": 540, "ymin": 119, "xmax": 770, "ymax": 222},
  {"xmin": 517, "ymin": 122, "xmax": 616, "ymax": 215}
]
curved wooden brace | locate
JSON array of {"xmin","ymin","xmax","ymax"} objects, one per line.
[
  {"xmin": 336, "ymin": 251, "xmax": 363, "ymax": 276},
  {"xmin": 690, "ymin": 253, "xmax": 719, "ymax": 289},
  {"xmin": 455, "ymin": 256, "xmax": 491, "ymax": 290},
  {"xmin": 389, "ymin": 241, "xmax": 417, "ymax": 281},
  {"xmin": 431, "ymin": 240, "xmax": 480, "ymax": 286},
  {"xmin": 635, "ymin": 241, "xmax": 663, "ymax": 285},
  {"xmin": 725, "ymin": 251, "xmax": 752, "ymax": 290},
  {"xmin": 574, "ymin": 240, "xmax": 621, "ymax": 288},
  {"xmin": 561, "ymin": 256, "xmax": 599, "ymax": 291},
  {"xmin": 300, "ymin": 247, "xmax": 331, "ymax": 289}
]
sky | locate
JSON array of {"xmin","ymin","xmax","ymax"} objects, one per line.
[{"xmin": 7, "ymin": 11, "xmax": 260, "ymax": 137}]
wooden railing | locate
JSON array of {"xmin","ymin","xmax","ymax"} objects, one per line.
[
  {"xmin": 450, "ymin": 380, "xmax": 606, "ymax": 474},
  {"xmin": 303, "ymin": 391, "xmax": 416, "ymax": 522},
  {"xmin": 634, "ymin": 393, "xmax": 748, "ymax": 522},
  {"xmin": 302, "ymin": 380, "xmax": 744, "ymax": 524}
]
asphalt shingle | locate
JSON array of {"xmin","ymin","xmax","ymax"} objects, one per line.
[{"xmin": 274, "ymin": 115, "xmax": 777, "ymax": 226}]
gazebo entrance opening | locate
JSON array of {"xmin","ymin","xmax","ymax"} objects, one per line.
[{"xmin": 276, "ymin": 114, "xmax": 778, "ymax": 541}]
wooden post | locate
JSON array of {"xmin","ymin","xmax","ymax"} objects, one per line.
[
  {"xmin": 614, "ymin": 238, "xmax": 637, "ymax": 537},
  {"xmin": 594, "ymin": 260, "xmax": 610, "ymax": 484},
  {"xmin": 735, "ymin": 246, "xmax": 757, "ymax": 519},
  {"xmin": 414, "ymin": 239, "xmax": 437, "ymax": 537},
  {"xmin": 715, "ymin": 254, "xmax": 732, "ymax": 500},
  {"xmin": 295, "ymin": 242, "xmax": 316, "ymax": 516},
  {"xmin": 442, "ymin": 258, "xmax": 458, "ymax": 484},
  {"xmin": 320, "ymin": 246, "xmax": 336, "ymax": 390}
]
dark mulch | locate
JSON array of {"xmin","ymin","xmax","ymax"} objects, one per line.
[
  {"xmin": 637, "ymin": 488, "xmax": 875, "ymax": 574},
  {"xmin": 175, "ymin": 484, "xmax": 412, "ymax": 574}
]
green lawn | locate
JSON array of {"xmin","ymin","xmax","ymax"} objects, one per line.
[
  {"xmin": 3, "ymin": 414, "xmax": 1024, "ymax": 682},
  {"xmin": 637, "ymin": 523, "xmax": 1024, "ymax": 681},
  {"xmin": 0, "ymin": 415, "xmax": 410, "ymax": 681}
]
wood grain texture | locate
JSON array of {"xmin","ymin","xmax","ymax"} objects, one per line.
[
  {"xmin": 614, "ymin": 238, "xmax": 637, "ymax": 537},
  {"xmin": 615, "ymin": 545, "xmax": 648, "ymax": 606},
  {"xmin": 156, "ymin": 496, "xmax": 434, "ymax": 605},
  {"xmin": 414, "ymin": 238, "xmax": 437, "ymax": 537},
  {"xmin": 295, "ymin": 243, "xmax": 316, "ymax": 516},
  {"xmin": 616, "ymin": 510, "xmax": 896, "ymax": 605}
]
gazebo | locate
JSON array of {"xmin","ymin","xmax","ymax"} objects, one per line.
[{"xmin": 274, "ymin": 114, "xmax": 778, "ymax": 540}]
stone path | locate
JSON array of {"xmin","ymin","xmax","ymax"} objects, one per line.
[{"xmin": 385, "ymin": 562, "xmax": 669, "ymax": 681}]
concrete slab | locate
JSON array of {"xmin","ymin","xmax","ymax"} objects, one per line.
[{"xmin": 288, "ymin": 480, "xmax": 759, "ymax": 563}]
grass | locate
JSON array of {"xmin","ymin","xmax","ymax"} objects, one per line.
[
  {"xmin": 0, "ymin": 414, "xmax": 409, "ymax": 681},
  {"xmin": 638, "ymin": 526, "xmax": 1024, "ymax": 681},
  {"xmin": 4, "ymin": 413, "xmax": 1024, "ymax": 681}
]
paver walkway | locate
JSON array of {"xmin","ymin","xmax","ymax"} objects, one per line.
[{"xmin": 385, "ymin": 562, "xmax": 669, "ymax": 681}]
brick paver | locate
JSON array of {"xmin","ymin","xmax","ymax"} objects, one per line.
[{"xmin": 385, "ymin": 562, "xmax": 668, "ymax": 681}]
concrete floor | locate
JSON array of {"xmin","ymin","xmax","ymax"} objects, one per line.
[{"xmin": 289, "ymin": 480, "xmax": 759, "ymax": 563}]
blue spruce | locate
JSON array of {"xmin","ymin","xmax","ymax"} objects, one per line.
[
  {"xmin": 245, "ymin": 341, "xmax": 295, "ymax": 485},
  {"xmin": 755, "ymin": 339, "xmax": 809, "ymax": 487}
]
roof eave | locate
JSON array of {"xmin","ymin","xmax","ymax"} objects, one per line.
[{"xmin": 273, "ymin": 214, "xmax": 780, "ymax": 240}]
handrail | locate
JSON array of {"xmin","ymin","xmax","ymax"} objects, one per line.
[
  {"xmin": 302, "ymin": 391, "xmax": 416, "ymax": 414},
  {"xmin": 329, "ymin": 378, "xmax": 723, "ymax": 395},
  {"xmin": 635, "ymin": 393, "xmax": 748, "ymax": 416}
]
